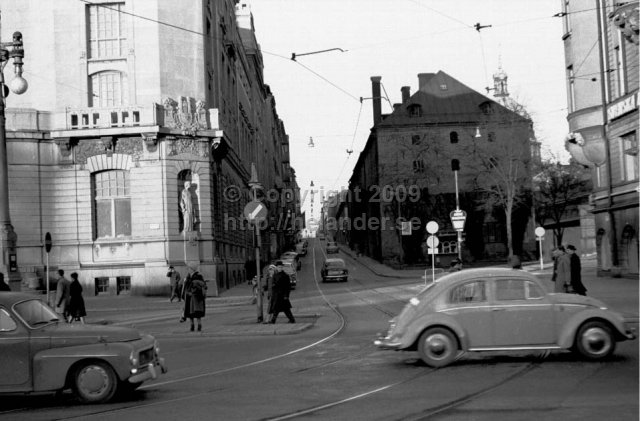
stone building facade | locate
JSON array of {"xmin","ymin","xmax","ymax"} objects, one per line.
[
  {"xmin": 561, "ymin": 0, "xmax": 639, "ymax": 278},
  {"xmin": 0, "ymin": 0, "xmax": 298, "ymax": 294},
  {"xmin": 348, "ymin": 72, "xmax": 535, "ymax": 267}
]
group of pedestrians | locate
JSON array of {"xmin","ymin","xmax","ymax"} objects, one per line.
[
  {"xmin": 54, "ymin": 269, "xmax": 87, "ymax": 323},
  {"xmin": 263, "ymin": 260, "xmax": 296, "ymax": 324},
  {"xmin": 551, "ymin": 244, "xmax": 587, "ymax": 295}
]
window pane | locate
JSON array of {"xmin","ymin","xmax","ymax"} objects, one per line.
[
  {"xmin": 449, "ymin": 281, "xmax": 486, "ymax": 303},
  {"xmin": 96, "ymin": 200, "xmax": 112, "ymax": 238},
  {"xmin": 496, "ymin": 279, "xmax": 526, "ymax": 301},
  {"xmin": 114, "ymin": 198, "xmax": 131, "ymax": 236}
]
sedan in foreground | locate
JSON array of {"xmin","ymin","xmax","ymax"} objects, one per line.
[
  {"xmin": 375, "ymin": 268, "xmax": 635, "ymax": 367},
  {"xmin": 0, "ymin": 293, "xmax": 167, "ymax": 404},
  {"xmin": 321, "ymin": 258, "xmax": 348, "ymax": 282}
]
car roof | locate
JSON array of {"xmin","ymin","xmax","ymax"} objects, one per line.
[{"xmin": 436, "ymin": 267, "xmax": 539, "ymax": 285}]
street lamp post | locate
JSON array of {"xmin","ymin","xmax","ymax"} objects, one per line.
[
  {"xmin": 247, "ymin": 163, "xmax": 265, "ymax": 323},
  {"xmin": 450, "ymin": 159, "xmax": 467, "ymax": 261},
  {"xmin": 0, "ymin": 28, "xmax": 28, "ymax": 289}
]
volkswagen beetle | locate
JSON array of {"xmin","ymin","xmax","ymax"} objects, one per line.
[
  {"xmin": 0, "ymin": 293, "xmax": 167, "ymax": 403},
  {"xmin": 374, "ymin": 268, "xmax": 635, "ymax": 367}
]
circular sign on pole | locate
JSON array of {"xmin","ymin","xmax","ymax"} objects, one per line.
[
  {"xmin": 534, "ymin": 227, "xmax": 545, "ymax": 238},
  {"xmin": 44, "ymin": 232, "xmax": 52, "ymax": 253},
  {"xmin": 243, "ymin": 201, "xmax": 267, "ymax": 223},
  {"xmin": 426, "ymin": 235, "xmax": 439, "ymax": 249},
  {"xmin": 426, "ymin": 221, "xmax": 439, "ymax": 234}
]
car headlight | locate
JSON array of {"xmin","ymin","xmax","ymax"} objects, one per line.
[
  {"xmin": 130, "ymin": 350, "xmax": 138, "ymax": 366},
  {"xmin": 409, "ymin": 297, "xmax": 420, "ymax": 306},
  {"xmin": 154, "ymin": 340, "xmax": 160, "ymax": 356}
]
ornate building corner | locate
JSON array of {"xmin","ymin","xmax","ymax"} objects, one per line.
[
  {"xmin": 141, "ymin": 132, "xmax": 158, "ymax": 151},
  {"xmin": 101, "ymin": 136, "xmax": 116, "ymax": 156},
  {"xmin": 55, "ymin": 137, "xmax": 77, "ymax": 157},
  {"xmin": 162, "ymin": 96, "xmax": 209, "ymax": 135},
  {"xmin": 611, "ymin": 3, "xmax": 639, "ymax": 45}
]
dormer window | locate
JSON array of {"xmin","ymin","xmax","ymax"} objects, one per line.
[
  {"xmin": 480, "ymin": 101, "xmax": 494, "ymax": 115},
  {"xmin": 407, "ymin": 104, "xmax": 422, "ymax": 117},
  {"xmin": 449, "ymin": 131, "xmax": 459, "ymax": 144},
  {"xmin": 439, "ymin": 84, "xmax": 448, "ymax": 90}
]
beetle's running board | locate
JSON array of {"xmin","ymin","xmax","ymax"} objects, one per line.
[{"xmin": 468, "ymin": 345, "xmax": 562, "ymax": 351}]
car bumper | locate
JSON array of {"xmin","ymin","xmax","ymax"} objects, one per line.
[
  {"xmin": 374, "ymin": 336, "xmax": 402, "ymax": 350},
  {"xmin": 128, "ymin": 358, "xmax": 167, "ymax": 383},
  {"xmin": 323, "ymin": 275, "xmax": 347, "ymax": 281}
]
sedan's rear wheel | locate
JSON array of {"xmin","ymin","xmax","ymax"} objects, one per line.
[
  {"xmin": 575, "ymin": 321, "xmax": 615, "ymax": 360},
  {"xmin": 417, "ymin": 327, "xmax": 459, "ymax": 368},
  {"xmin": 72, "ymin": 361, "xmax": 118, "ymax": 404}
]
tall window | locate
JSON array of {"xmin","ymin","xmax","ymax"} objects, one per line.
[
  {"xmin": 88, "ymin": 3, "xmax": 127, "ymax": 59},
  {"xmin": 449, "ymin": 131, "xmax": 459, "ymax": 144},
  {"xmin": 93, "ymin": 170, "xmax": 131, "ymax": 239},
  {"xmin": 620, "ymin": 132, "xmax": 638, "ymax": 181},
  {"xmin": 90, "ymin": 71, "xmax": 128, "ymax": 107},
  {"xmin": 413, "ymin": 159, "xmax": 425, "ymax": 173}
]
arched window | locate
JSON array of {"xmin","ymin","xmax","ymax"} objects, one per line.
[
  {"xmin": 449, "ymin": 131, "xmax": 459, "ymax": 143},
  {"xmin": 92, "ymin": 170, "xmax": 131, "ymax": 239},
  {"xmin": 90, "ymin": 71, "xmax": 128, "ymax": 107}
]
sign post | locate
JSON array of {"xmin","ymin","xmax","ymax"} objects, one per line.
[
  {"xmin": 535, "ymin": 227, "xmax": 545, "ymax": 270},
  {"xmin": 44, "ymin": 232, "xmax": 52, "ymax": 306},
  {"xmin": 426, "ymin": 221, "xmax": 439, "ymax": 284},
  {"xmin": 244, "ymin": 199, "xmax": 267, "ymax": 323}
]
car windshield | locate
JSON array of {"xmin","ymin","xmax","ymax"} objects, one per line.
[
  {"xmin": 14, "ymin": 299, "xmax": 60, "ymax": 328},
  {"xmin": 326, "ymin": 260, "xmax": 345, "ymax": 268},
  {"xmin": 327, "ymin": 242, "xmax": 337, "ymax": 247}
]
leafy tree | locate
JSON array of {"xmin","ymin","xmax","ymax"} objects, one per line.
[{"xmin": 533, "ymin": 159, "xmax": 591, "ymax": 246}]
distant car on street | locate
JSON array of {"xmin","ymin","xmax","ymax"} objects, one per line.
[
  {"xmin": 326, "ymin": 241, "xmax": 339, "ymax": 254},
  {"xmin": 0, "ymin": 293, "xmax": 167, "ymax": 404},
  {"xmin": 321, "ymin": 258, "xmax": 348, "ymax": 282},
  {"xmin": 281, "ymin": 251, "xmax": 301, "ymax": 270},
  {"xmin": 295, "ymin": 242, "xmax": 307, "ymax": 256},
  {"xmin": 375, "ymin": 268, "xmax": 636, "ymax": 368}
]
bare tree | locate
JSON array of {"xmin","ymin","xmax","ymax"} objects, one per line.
[
  {"xmin": 533, "ymin": 158, "xmax": 591, "ymax": 246},
  {"xmin": 470, "ymin": 110, "xmax": 533, "ymax": 259}
]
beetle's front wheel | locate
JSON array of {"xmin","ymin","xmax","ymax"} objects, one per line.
[{"xmin": 575, "ymin": 321, "xmax": 615, "ymax": 360}]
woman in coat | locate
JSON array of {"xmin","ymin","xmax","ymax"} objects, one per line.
[
  {"xmin": 67, "ymin": 272, "xmax": 86, "ymax": 323},
  {"xmin": 181, "ymin": 265, "xmax": 206, "ymax": 331},
  {"xmin": 553, "ymin": 247, "xmax": 571, "ymax": 293}
]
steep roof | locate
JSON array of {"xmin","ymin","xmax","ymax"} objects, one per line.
[{"xmin": 378, "ymin": 70, "xmax": 529, "ymax": 126}]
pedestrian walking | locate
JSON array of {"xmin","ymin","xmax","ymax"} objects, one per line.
[
  {"xmin": 268, "ymin": 261, "xmax": 295, "ymax": 324},
  {"xmin": 566, "ymin": 245, "xmax": 587, "ymax": 295},
  {"xmin": 551, "ymin": 246, "xmax": 571, "ymax": 293},
  {"xmin": 167, "ymin": 265, "xmax": 182, "ymax": 302},
  {"xmin": 67, "ymin": 272, "xmax": 86, "ymax": 323},
  {"xmin": 181, "ymin": 264, "xmax": 206, "ymax": 331},
  {"xmin": 0, "ymin": 273, "xmax": 10, "ymax": 291},
  {"xmin": 55, "ymin": 269, "xmax": 71, "ymax": 321},
  {"xmin": 263, "ymin": 264, "xmax": 276, "ymax": 319}
]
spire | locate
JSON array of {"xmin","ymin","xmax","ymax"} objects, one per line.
[{"xmin": 492, "ymin": 56, "xmax": 509, "ymax": 105}]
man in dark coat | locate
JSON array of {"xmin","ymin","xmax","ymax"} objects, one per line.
[
  {"xmin": 268, "ymin": 261, "xmax": 295, "ymax": 324},
  {"xmin": 0, "ymin": 273, "xmax": 10, "ymax": 291},
  {"xmin": 566, "ymin": 245, "xmax": 587, "ymax": 295}
]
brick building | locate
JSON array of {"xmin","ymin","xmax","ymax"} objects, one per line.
[{"xmin": 348, "ymin": 71, "xmax": 535, "ymax": 267}]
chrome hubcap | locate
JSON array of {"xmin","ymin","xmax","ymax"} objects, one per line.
[
  {"xmin": 79, "ymin": 366, "xmax": 109, "ymax": 396},
  {"xmin": 582, "ymin": 327, "xmax": 612, "ymax": 356},
  {"xmin": 426, "ymin": 333, "xmax": 451, "ymax": 359}
]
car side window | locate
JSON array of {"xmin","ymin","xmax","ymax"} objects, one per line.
[
  {"xmin": 525, "ymin": 281, "xmax": 544, "ymax": 299},
  {"xmin": 449, "ymin": 281, "xmax": 486, "ymax": 303},
  {"xmin": 0, "ymin": 308, "xmax": 17, "ymax": 332},
  {"xmin": 495, "ymin": 279, "xmax": 527, "ymax": 301}
]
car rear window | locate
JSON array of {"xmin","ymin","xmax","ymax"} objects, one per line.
[
  {"xmin": 326, "ymin": 260, "xmax": 345, "ymax": 268},
  {"xmin": 449, "ymin": 280, "xmax": 487, "ymax": 303}
]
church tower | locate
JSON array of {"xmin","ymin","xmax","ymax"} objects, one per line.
[{"xmin": 492, "ymin": 65, "xmax": 509, "ymax": 106}]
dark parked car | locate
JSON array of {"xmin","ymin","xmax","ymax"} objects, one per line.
[
  {"xmin": 0, "ymin": 293, "xmax": 167, "ymax": 403},
  {"xmin": 375, "ymin": 268, "xmax": 635, "ymax": 368},
  {"xmin": 326, "ymin": 241, "xmax": 339, "ymax": 254},
  {"xmin": 321, "ymin": 258, "xmax": 348, "ymax": 282}
]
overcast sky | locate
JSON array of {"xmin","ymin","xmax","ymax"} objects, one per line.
[{"xmin": 249, "ymin": 0, "xmax": 570, "ymax": 220}]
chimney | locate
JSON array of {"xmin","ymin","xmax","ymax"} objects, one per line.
[
  {"xmin": 418, "ymin": 73, "xmax": 434, "ymax": 91},
  {"xmin": 401, "ymin": 86, "xmax": 410, "ymax": 103},
  {"xmin": 371, "ymin": 76, "xmax": 382, "ymax": 125}
]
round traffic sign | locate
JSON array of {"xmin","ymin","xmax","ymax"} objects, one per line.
[
  {"xmin": 44, "ymin": 232, "xmax": 52, "ymax": 253},
  {"xmin": 426, "ymin": 221, "xmax": 439, "ymax": 234},
  {"xmin": 535, "ymin": 227, "xmax": 545, "ymax": 238},
  {"xmin": 244, "ymin": 200, "xmax": 267, "ymax": 222},
  {"xmin": 426, "ymin": 235, "xmax": 439, "ymax": 249}
]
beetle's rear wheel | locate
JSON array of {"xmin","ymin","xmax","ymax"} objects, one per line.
[{"xmin": 417, "ymin": 327, "xmax": 459, "ymax": 368}]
